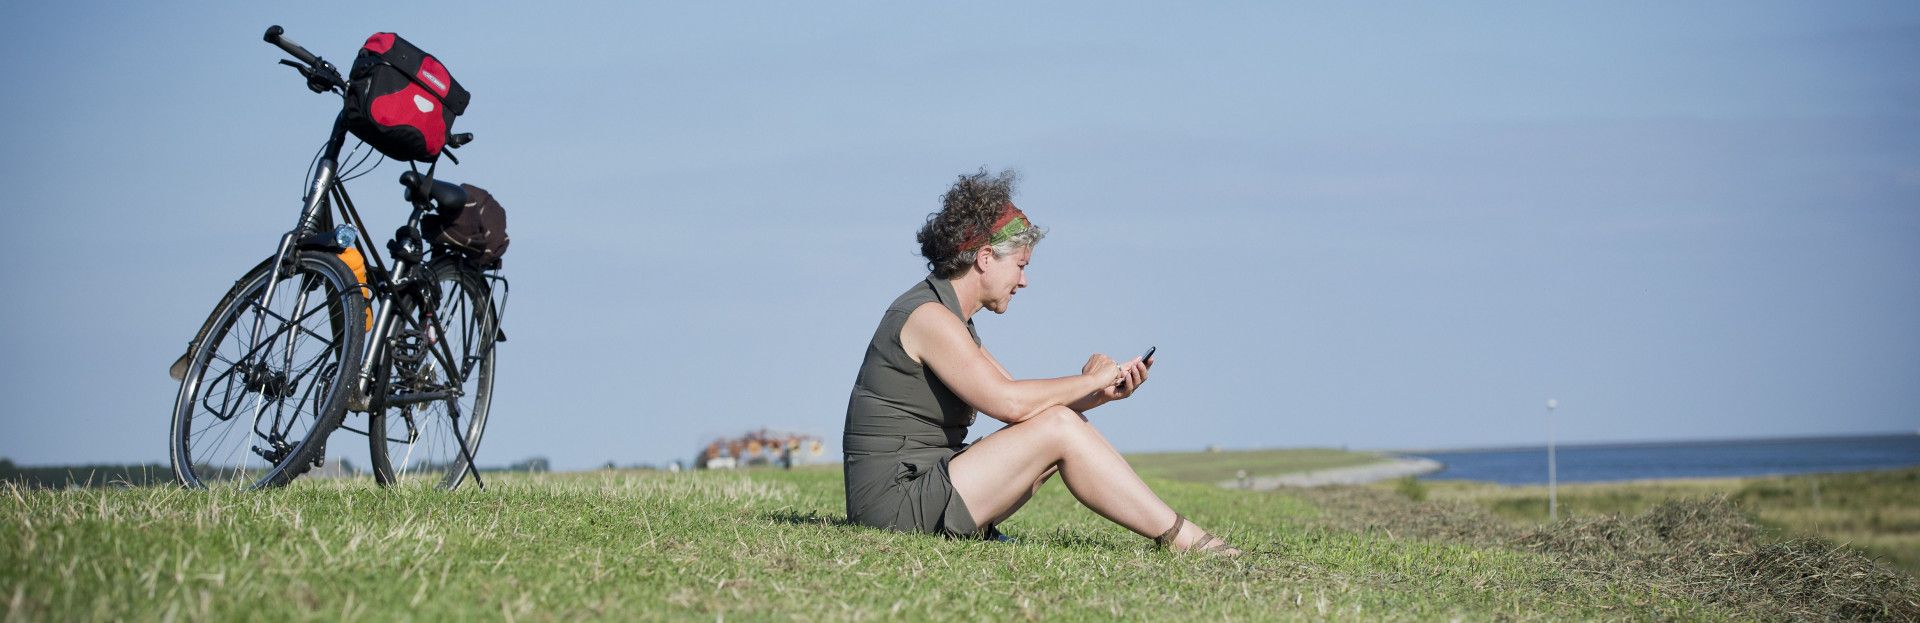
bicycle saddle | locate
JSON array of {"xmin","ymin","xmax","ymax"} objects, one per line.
[{"xmin": 399, "ymin": 171, "xmax": 469, "ymax": 211}]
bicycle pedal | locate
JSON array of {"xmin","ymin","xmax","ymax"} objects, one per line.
[{"xmin": 391, "ymin": 327, "xmax": 427, "ymax": 364}]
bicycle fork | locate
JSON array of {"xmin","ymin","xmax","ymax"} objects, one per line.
[{"xmin": 235, "ymin": 155, "xmax": 340, "ymax": 463}]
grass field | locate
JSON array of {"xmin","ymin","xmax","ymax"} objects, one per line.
[{"xmin": 5, "ymin": 459, "xmax": 1917, "ymax": 621}]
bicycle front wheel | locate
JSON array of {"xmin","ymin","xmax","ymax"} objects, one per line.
[
  {"xmin": 169, "ymin": 251, "xmax": 367, "ymax": 489},
  {"xmin": 368, "ymin": 258, "xmax": 497, "ymax": 489}
]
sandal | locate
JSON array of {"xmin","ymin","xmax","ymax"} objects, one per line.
[
  {"xmin": 1154, "ymin": 513, "xmax": 1239, "ymax": 555},
  {"xmin": 1154, "ymin": 513, "xmax": 1187, "ymax": 548}
]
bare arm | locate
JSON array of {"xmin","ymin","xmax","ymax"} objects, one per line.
[
  {"xmin": 900, "ymin": 302, "xmax": 1119, "ymax": 424},
  {"xmin": 978, "ymin": 347, "xmax": 1110, "ymax": 413},
  {"xmin": 1066, "ymin": 387, "xmax": 1110, "ymax": 413}
]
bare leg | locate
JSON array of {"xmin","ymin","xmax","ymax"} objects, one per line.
[
  {"xmin": 982, "ymin": 465, "xmax": 1056, "ymax": 528},
  {"xmin": 949, "ymin": 406, "xmax": 1232, "ymax": 552}
]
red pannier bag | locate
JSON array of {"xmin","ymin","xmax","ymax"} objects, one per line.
[{"xmin": 343, "ymin": 33, "xmax": 470, "ymax": 162}]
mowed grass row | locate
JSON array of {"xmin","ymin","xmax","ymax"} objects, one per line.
[
  {"xmin": 4, "ymin": 464, "xmax": 1914, "ymax": 621},
  {"xmin": 1420, "ymin": 467, "xmax": 1920, "ymax": 575}
]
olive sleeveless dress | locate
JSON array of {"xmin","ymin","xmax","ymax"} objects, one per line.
[{"xmin": 842, "ymin": 276, "xmax": 982, "ymax": 537}]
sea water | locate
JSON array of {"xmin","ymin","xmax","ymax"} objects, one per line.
[{"xmin": 1412, "ymin": 434, "xmax": 1920, "ymax": 485}]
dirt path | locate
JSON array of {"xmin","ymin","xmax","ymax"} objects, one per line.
[{"xmin": 1216, "ymin": 457, "xmax": 1443, "ymax": 489}]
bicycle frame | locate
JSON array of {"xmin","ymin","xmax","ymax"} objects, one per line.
[{"xmin": 261, "ymin": 111, "xmax": 499, "ymax": 488}]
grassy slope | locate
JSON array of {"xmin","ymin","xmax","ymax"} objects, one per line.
[
  {"xmin": 1422, "ymin": 467, "xmax": 1920, "ymax": 575},
  {"xmin": 4, "ymin": 467, "xmax": 1752, "ymax": 622}
]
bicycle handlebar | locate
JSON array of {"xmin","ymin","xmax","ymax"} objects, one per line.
[
  {"xmin": 264, "ymin": 25, "xmax": 346, "ymax": 91},
  {"xmin": 264, "ymin": 26, "xmax": 321, "ymax": 68}
]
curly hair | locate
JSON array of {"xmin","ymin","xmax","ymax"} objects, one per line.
[{"xmin": 917, "ymin": 168, "xmax": 1048, "ymax": 278}]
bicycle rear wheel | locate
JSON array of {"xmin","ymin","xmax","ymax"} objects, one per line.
[
  {"xmin": 368, "ymin": 257, "xmax": 497, "ymax": 489},
  {"xmin": 169, "ymin": 251, "xmax": 367, "ymax": 489}
]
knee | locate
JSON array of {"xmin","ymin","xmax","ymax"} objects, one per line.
[{"xmin": 1026, "ymin": 405, "xmax": 1088, "ymax": 436}]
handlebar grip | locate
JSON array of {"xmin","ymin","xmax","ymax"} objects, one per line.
[{"xmin": 263, "ymin": 25, "xmax": 324, "ymax": 69}]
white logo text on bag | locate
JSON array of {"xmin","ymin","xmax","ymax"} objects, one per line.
[{"xmin": 418, "ymin": 69, "xmax": 449, "ymax": 94}]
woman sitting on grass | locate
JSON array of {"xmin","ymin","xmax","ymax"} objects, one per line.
[{"xmin": 842, "ymin": 169, "xmax": 1238, "ymax": 555}]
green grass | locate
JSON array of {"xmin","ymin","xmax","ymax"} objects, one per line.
[
  {"xmin": 1125, "ymin": 448, "xmax": 1385, "ymax": 484},
  {"xmin": 5, "ymin": 464, "xmax": 1916, "ymax": 621},
  {"xmin": 1422, "ymin": 467, "xmax": 1920, "ymax": 575}
]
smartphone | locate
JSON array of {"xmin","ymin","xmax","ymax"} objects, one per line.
[{"xmin": 1141, "ymin": 346, "xmax": 1156, "ymax": 366}]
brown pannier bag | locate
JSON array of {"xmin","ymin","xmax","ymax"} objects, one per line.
[{"xmin": 422, "ymin": 184, "xmax": 509, "ymax": 268}]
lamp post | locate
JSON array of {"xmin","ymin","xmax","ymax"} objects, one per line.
[{"xmin": 1546, "ymin": 398, "xmax": 1559, "ymax": 521}]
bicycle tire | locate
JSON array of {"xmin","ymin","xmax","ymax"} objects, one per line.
[
  {"xmin": 169, "ymin": 250, "xmax": 367, "ymax": 489},
  {"xmin": 367, "ymin": 257, "xmax": 497, "ymax": 489}
]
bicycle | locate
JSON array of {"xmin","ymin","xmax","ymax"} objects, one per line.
[{"xmin": 167, "ymin": 26, "xmax": 507, "ymax": 491}]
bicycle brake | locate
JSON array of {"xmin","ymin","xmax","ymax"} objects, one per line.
[{"xmin": 278, "ymin": 59, "xmax": 340, "ymax": 94}]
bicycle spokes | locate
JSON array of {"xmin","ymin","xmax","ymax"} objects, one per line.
[{"xmin": 172, "ymin": 252, "xmax": 365, "ymax": 489}]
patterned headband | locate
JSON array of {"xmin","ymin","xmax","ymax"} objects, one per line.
[{"xmin": 960, "ymin": 202, "xmax": 1033, "ymax": 252}]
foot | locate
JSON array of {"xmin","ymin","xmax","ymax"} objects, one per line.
[
  {"xmin": 1180, "ymin": 527, "xmax": 1239, "ymax": 556},
  {"xmin": 1155, "ymin": 514, "xmax": 1241, "ymax": 556}
]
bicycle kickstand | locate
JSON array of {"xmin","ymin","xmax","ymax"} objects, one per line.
[{"xmin": 447, "ymin": 409, "xmax": 486, "ymax": 491}]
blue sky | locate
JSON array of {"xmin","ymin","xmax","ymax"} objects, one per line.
[{"xmin": 1, "ymin": 2, "xmax": 1915, "ymax": 470}]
